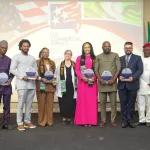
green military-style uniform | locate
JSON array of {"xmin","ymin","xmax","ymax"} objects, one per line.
[{"xmin": 95, "ymin": 52, "xmax": 121, "ymax": 123}]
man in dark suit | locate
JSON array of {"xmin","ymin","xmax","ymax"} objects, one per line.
[{"xmin": 118, "ymin": 42, "xmax": 143, "ymax": 128}]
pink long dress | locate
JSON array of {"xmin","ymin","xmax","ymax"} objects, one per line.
[{"xmin": 74, "ymin": 55, "xmax": 98, "ymax": 125}]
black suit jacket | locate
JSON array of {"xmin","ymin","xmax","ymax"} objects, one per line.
[{"xmin": 118, "ymin": 54, "xmax": 143, "ymax": 91}]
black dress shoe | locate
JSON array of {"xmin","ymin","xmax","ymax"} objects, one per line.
[
  {"xmin": 146, "ymin": 122, "xmax": 150, "ymax": 127},
  {"xmin": 67, "ymin": 120, "xmax": 70, "ymax": 125},
  {"xmin": 67, "ymin": 120, "xmax": 74, "ymax": 125},
  {"xmin": 128, "ymin": 123, "xmax": 135, "ymax": 128},
  {"xmin": 134, "ymin": 122, "xmax": 146, "ymax": 126},
  {"xmin": 122, "ymin": 123, "xmax": 128, "ymax": 128},
  {"xmin": 2, "ymin": 125, "xmax": 13, "ymax": 130},
  {"xmin": 62, "ymin": 120, "xmax": 67, "ymax": 125}
]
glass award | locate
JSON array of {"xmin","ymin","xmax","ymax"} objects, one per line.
[
  {"xmin": 121, "ymin": 68, "xmax": 132, "ymax": 81},
  {"xmin": 82, "ymin": 69, "xmax": 94, "ymax": 87},
  {"xmin": 44, "ymin": 65, "xmax": 54, "ymax": 80},
  {"xmin": 101, "ymin": 71, "xmax": 112, "ymax": 84},
  {"xmin": 0, "ymin": 72, "xmax": 9, "ymax": 86},
  {"xmin": 44, "ymin": 64, "xmax": 57, "ymax": 86},
  {"xmin": 26, "ymin": 67, "xmax": 37, "ymax": 80}
]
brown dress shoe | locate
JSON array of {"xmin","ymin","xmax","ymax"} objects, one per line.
[
  {"xmin": 18, "ymin": 125, "xmax": 25, "ymax": 131},
  {"xmin": 24, "ymin": 123, "xmax": 36, "ymax": 129},
  {"xmin": 111, "ymin": 122, "xmax": 117, "ymax": 127},
  {"xmin": 99, "ymin": 122, "xmax": 105, "ymax": 128},
  {"xmin": 146, "ymin": 122, "xmax": 150, "ymax": 127}
]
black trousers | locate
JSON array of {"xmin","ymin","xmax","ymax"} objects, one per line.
[
  {"xmin": 0, "ymin": 94, "xmax": 11, "ymax": 126},
  {"xmin": 118, "ymin": 88, "xmax": 137, "ymax": 124}
]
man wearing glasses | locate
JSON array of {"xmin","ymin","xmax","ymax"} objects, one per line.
[{"xmin": 118, "ymin": 42, "xmax": 143, "ymax": 128}]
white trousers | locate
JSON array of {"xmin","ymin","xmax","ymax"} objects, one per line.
[
  {"xmin": 137, "ymin": 94, "xmax": 150, "ymax": 123},
  {"xmin": 17, "ymin": 89, "xmax": 35, "ymax": 126}
]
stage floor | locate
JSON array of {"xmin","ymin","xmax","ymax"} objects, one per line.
[{"xmin": 0, "ymin": 112, "xmax": 150, "ymax": 150}]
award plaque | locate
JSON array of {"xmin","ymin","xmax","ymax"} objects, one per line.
[
  {"xmin": 44, "ymin": 64, "xmax": 53, "ymax": 80},
  {"xmin": 82, "ymin": 69, "xmax": 94, "ymax": 87},
  {"xmin": 0, "ymin": 72, "xmax": 9, "ymax": 86},
  {"xmin": 44, "ymin": 64, "xmax": 56, "ymax": 86},
  {"xmin": 26, "ymin": 67, "xmax": 37, "ymax": 80},
  {"xmin": 101, "ymin": 71, "xmax": 112, "ymax": 84},
  {"xmin": 44, "ymin": 71, "xmax": 54, "ymax": 80},
  {"xmin": 121, "ymin": 68, "xmax": 132, "ymax": 81}
]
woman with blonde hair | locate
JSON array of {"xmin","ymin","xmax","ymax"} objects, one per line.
[{"xmin": 36, "ymin": 47, "xmax": 56, "ymax": 126}]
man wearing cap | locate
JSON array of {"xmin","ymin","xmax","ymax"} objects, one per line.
[
  {"xmin": 0, "ymin": 40, "xmax": 14, "ymax": 130},
  {"xmin": 136, "ymin": 43, "xmax": 150, "ymax": 127}
]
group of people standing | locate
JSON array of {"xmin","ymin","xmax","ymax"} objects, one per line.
[{"xmin": 0, "ymin": 39, "xmax": 149, "ymax": 131}]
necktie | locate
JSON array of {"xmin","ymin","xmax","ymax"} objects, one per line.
[{"xmin": 125, "ymin": 55, "xmax": 129, "ymax": 67}]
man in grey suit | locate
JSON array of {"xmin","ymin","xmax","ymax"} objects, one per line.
[{"xmin": 118, "ymin": 42, "xmax": 143, "ymax": 128}]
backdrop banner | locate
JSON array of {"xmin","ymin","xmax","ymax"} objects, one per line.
[{"xmin": 148, "ymin": 21, "xmax": 150, "ymax": 42}]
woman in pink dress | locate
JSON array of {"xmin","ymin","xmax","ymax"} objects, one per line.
[{"xmin": 74, "ymin": 42, "xmax": 98, "ymax": 126}]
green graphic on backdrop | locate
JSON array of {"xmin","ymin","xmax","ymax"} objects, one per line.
[
  {"xmin": 84, "ymin": 2, "xmax": 142, "ymax": 26},
  {"xmin": 122, "ymin": 2, "xmax": 142, "ymax": 26},
  {"xmin": 148, "ymin": 21, "xmax": 150, "ymax": 42},
  {"xmin": 84, "ymin": 2, "xmax": 103, "ymax": 18}
]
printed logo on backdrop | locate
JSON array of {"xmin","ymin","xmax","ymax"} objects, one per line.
[
  {"xmin": 0, "ymin": 1, "xmax": 143, "ymax": 53},
  {"xmin": 49, "ymin": 1, "xmax": 82, "ymax": 46}
]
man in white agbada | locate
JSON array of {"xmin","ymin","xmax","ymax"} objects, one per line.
[
  {"xmin": 10, "ymin": 39, "xmax": 38, "ymax": 131},
  {"xmin": 137, "ymin": 43, "xmax": 150, "ymax": 127}
]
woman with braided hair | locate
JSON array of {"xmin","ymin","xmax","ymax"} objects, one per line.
[
  {"xmin": 74, "ymin": 42, "xmax": 98, "ymax": 126},
  {"xmin": 36, "ymin": 48, "xmax": 56, "ymax": 127}
]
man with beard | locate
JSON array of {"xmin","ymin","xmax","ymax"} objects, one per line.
[
  {"xmin": 136, "ymin": 43, "xmax": 150, "ymax": 127},
  {"xmin": 118, "ymin": 41, "xmax": 143, "ymax": 128},
  {"xmin": 0, "ymin": 40, "xmax": 14, "ymax": 130},
  {"xmin": 95, "ymin": 41, "xmax": 121, "ymax": 127},
  {"xmin": 10, "ymin": 39, "xmax": 38, "ymax": 131}
]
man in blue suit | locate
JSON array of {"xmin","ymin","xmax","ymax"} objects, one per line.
[{"xmin": 118, "ymin": 42, "xmax": 143, "ymax": 128}]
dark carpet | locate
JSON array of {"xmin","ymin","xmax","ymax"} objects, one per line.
[{"xmin": 0, "ymin": 112, "xmax": 149, "ymax": 150}]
